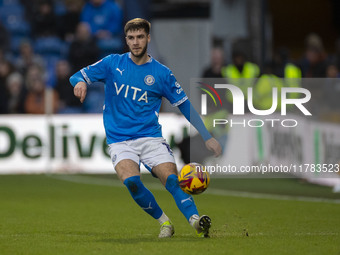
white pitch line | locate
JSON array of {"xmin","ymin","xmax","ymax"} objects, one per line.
[{"xmin": 49, "ymin": 174, "xmax": 340, "ymax": 204}]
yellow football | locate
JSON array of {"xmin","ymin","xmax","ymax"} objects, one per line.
[{"xmin": 178, "ymin": 162, "xmax": 210, "ymax": 195}]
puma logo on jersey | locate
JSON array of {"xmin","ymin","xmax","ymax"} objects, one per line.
[
  {"xmin": 116, "ymin": 68, "xmax": 125, "ymax": 76},
  {"xmin": 114, "ymin": 82, "xmax": 148, "ymax": 103}
]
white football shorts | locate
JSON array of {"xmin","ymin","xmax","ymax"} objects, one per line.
[{"xmin": 108, "ymin": 137, "xmax": 176, "ymax": 171}]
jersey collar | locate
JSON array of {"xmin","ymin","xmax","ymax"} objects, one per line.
[{"xmin": 128, "ymin": 52, "xmax": 153, "ymax": 64}]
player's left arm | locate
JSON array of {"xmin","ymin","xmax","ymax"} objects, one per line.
[{"xmin": 178, "ymin": 100, "xmax": 222, "ymax": 157}]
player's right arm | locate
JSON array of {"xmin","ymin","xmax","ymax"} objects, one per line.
[
  {"xmin": 69, "ymin": 71, "xmax": 88, "ymax": 103},
  {"xmin": 69, "ymin": 56, "xmax": 112, "ymax": 103},
  {"xmin": 73, "ymin": 81, "xmax": 87, "ymax": 103}
]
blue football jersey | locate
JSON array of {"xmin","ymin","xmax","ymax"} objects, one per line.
[{"xmin": 80, "ymin": 53, "xmax": 188, "ymax": 143}]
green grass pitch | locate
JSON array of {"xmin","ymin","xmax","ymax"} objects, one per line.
[{"xmin": 0, "ymin": 174, "xmax": 339, "ymax": 255}]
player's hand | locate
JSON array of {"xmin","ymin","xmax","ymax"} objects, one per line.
[
  {"xmin": 74, "ymin": 82, "xmax": 87, "ymax": 103},
  {"xmin": 205, "ymin": 137, "xmax": 222, "ymax": 157}
]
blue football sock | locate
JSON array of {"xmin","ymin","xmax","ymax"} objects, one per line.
[
  {"xmin": 124, "ymin": 176, "xmax": 163, "ymax": 220},
  {"xmin": 165, "ymin": 174, "xmax": 199, "ymax": 221}
]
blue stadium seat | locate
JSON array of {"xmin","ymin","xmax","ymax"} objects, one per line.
[
  {"xmin": 34, "ymin": 36, "xmax": 68, "ymax": 59},
  {"xmin": 97, "ymin": 37, "xmax": 124, "ymax": 57},
  {"xmin": 44, "ymin": 57, "xmax": 60, "ymax": 88},
  {"xmin": 0, "ymin": 5, "xmax": 24, "ymax": 23},
  {"xmin": 1, "ymin": 0, "xmax": 21, "ymax": 6},
  {"xmin": 54, "ymin": 0, "xmax": 66, "ymax": 16},
  {"xmin": 10, "ymin": 36, "xmax": 30, "ymax": 57},
  {"xmin": 3, "ymin": 16, "xmax": 30, "ymax": 36},
  {"xmin": 83, "ymin": 83, "xmax": 106, "ymax": 113}
]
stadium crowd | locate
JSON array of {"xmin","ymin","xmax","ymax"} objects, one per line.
[
  {"xmin": 202, "ymin": 34, "xmax": 340, "ymax": 122},
  {"xmin": 0, "ymin": 0, "xmax": 339, "ymax": 116},
  {"xmin": 0, "ymin": 0, "xmax": 125, "ymax": 114}
]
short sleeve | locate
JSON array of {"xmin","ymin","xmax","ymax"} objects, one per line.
[
  {"xmin": 162, "ymin": 70, "xmax": 188, "ymax": 107},
  {"xmin": 80, "ymin": 55, "xmax": 112, "ymax": 85}
]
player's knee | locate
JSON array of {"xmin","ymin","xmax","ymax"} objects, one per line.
[
  {"xmin": 123, "ymin": 176, "xmax": 141, "ymax": 194},
  {"xmin": 165, "ymin": 174, "xmax": 179, "ymax": 193}
]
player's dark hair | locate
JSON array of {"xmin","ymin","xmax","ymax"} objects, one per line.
[{"xmin": 124, "ymin": 18, "xmax": 151, "ymax": 35}]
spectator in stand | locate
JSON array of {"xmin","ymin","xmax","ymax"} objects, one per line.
[
  {"xmin": 0, "ymin": 21, "xmax": 9, "ymax": 53},
  {"xmin": 58, "ymin": 0, "xmax": 84, "ymax": 42},
  {"xmin": 221, "ymin": 50, "xmax": 260, "ymax": 81},
  {"xmin": 24, "ymin": 77, "xmax": 59, "ymax": 114},
  {"xmin": 31, "ymin": 0, "xmax": 58, "ymax": 38},
  {"xmin": 15, "ymin": 41, "xmax": 45, "ymax": 75},
  {"xmin": 326, "ymin": 59, "xmax": 340, "ymax": 78},
  {"xmin": 81, "ymin": 0, "xmax": 123, "ymax": 39},
  {"xmin": 221, "ymin": 50, "xmax": 260, "ymax": 112},
  {"xmin": 68, "ymin": 22, "xmax": 100, "ymax": 73},
  {"xmin": 271, "ymin": 47, "xmax": 302, "ymax": 103},
  {"xmin": 322, "ymin": 59, "xmax": 340, "ymax": 120},
  {"xmin": 253, "ymin": 61, "xmax": 283, "ymax": 111},
  {"xmin": 20, "ymin": 0, "xmax": 35, "ymax": 23},
  {"xmin": 300, "ymin": 33, "xmax": 328, "ymax": 78},
  {"xmin": 6, "ymin": 72, "xmax": 27, "ymax": 114},
  {"xmin": 302, "ymin": 46, "xmax": 328, "ymax": 78},
  {"xmin": 272, "ymin": 48, "xmax": 302, "ymax": 78},
  {"xmin": 54, "ymin": 60, "xmax": 83, "ymax": 113},
  {"xmin": 334, "ymin": 39, "xmax": 340, "ymax": 71},
  {"xmin": 0, "ymin": 49, "xmax": 6, "ymax": 63},
  {"xmin": 0, "ymin": 60, "xmax": 15, "ymax": 113},
  {"xmin": 0, "ymin": 60, "xmax": 14, "ymax": 84},
  {"xmin": 23, "ymin": 64, "xmax": 48, "ymax": 114},
  {"xmin": 201, "ymin": 47, "xmax": 225, "ymax": 78},
  {"xmin": 25, "ymin": 64, "xmax": 45, "ymax": 86}
]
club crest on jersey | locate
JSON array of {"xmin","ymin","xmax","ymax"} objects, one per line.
[{"xmin": 144, "ymin": 75, "xmax": 155, "ymax": 86}]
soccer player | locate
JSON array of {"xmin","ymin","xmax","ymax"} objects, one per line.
[{"xmin": 69, "ymin": 18, "xmax": 222, "ymax": 238}]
